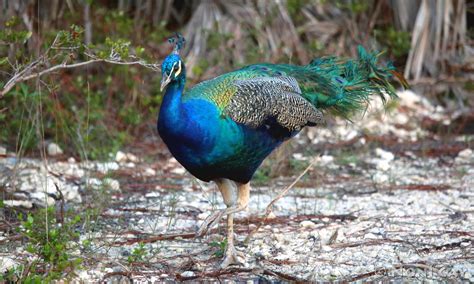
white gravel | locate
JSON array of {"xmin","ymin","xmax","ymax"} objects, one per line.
[{"xmin": 0, "ymin": 89, "xmax": 473, "ymax": 282}]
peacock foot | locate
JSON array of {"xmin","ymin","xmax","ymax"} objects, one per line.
[
  {"xmin": 196, "ymin": 209, "xmax": 226, "ymax": 237},
  {"xmin": 220, "ymin": 245, "xmax": 245, "ymax": 269}
]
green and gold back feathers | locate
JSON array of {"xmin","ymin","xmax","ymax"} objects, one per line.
[{"xmin": 185, "ymin": 45, "xmax": 404, "ymax": 128}]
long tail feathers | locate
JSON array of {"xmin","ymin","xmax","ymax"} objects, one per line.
[{"xmin": 296, "ymin": 45, "xmax": 407, "ymax": 119}]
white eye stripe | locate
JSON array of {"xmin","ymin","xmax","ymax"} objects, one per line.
[
  {"xmin": 166, "ymin": 62, "xmax": 176, "ymax": 82},
  {"xmin": 175, "ymin": 61, "xmax": 182, "ymax": 77}
]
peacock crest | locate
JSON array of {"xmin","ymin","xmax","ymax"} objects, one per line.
[{"xmin": 168, "ymin": 32, "xmax": 186, "ymax": 54}]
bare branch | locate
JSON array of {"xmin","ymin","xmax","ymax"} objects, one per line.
[{"xmin": 0, "ymin": 54, "xmax": 160, "ymax": 98}]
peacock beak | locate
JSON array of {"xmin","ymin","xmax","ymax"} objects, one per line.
[{"xmin": 160, "ymin": 75, "xmax": 172, "ymax": 92}]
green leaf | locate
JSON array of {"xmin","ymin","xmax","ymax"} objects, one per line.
[
  {"xmin": 0, "ymin": 57, "xmax": 9, "ymax": 66},
  {"xmin": 23, "ymin": 31, "xmax": 32, "ymax": 43},
  {"xmin": 27, "ymin": 214, "xmax": 34, "ymax": 225}
]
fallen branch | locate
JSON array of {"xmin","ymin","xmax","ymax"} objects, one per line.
[
  {"xmin": 111, "ymin": 225, "xmax": 256, "ymax": 246},
  {"xmin": 101, "ymin": 271, "xmax": 133, "ymax": 282},
  {"xmin": 400, "ymin": 184, "xmax": 451, "ymax": 191},
  {"xmin": 344, "ymin": 262, "xmax": 454, "ymax": 282},
  {"xmin": 112, "ymin": 232, "xmax": 197, "ymax": 246},
  {"xmin": 417, "ymin": 238, "xmax": 472, "ymax": 254},
  {"xmin": 235, "ymin": 213, "xmax": 356, "ymax": 226},
  {"xmin": 332, "ymin": 238, "xmax": 406, "ymax": 249},
  {"xmin": 175, "ymin": 267, "xmax": 305, "ymax": 282}
]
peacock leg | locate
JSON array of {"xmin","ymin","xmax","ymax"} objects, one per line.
[
  {"xmin": 220, "ymin": 182, "xmax": 250, "ymax": 268},
  {"xmin": 198, "ymin": 179, "xmax": 235, "ymax": 236},
  {"xmin": 196, "ymin": 180, "xmax": 250, "ymax": 266},
  {"xmin": 197, "ymin": 180, "xmax": 250, "ymax": 236}
]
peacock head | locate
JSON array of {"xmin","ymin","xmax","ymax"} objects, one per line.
[{"xmin": 160, "ymin": 33, "xmax": 186, "ymax": 91}]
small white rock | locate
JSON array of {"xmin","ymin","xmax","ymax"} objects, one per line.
[
  {"xmin": 125, "ymin": 162, "xmax": 136, "ymax": 168},
  {"xmin": 455, "ymin": 148, "xmax": 473, "ymax": 164},
  {"xmin": 345, "ymin": 129, "xmax": 358, "ymax": 141},
  {"xmin": 373, "ymin": 172, "xmax": 389, "ymax": 184},
  {"xmin": 47, "ymin": 142, "xmax": 63, "ymax": 156},
  {"xmin": 145, "ymin": 191, "xmax": 160, "ymax": 198},
  {"xmin": 182, "ymin": 186, "xmax": 194, "ymax": 192},
  {"xmin": 369, "ymin": 227, "xmax": 385, "ymax": 235},
  {"xmin": 321, "ymin": 245, "xmax": 332, "ymax": 252},
  {"xmin": 364, "ymin": 233, "xmax": 379, "ymax": 239},
  {"xmin": 103, "ymin": 178, "xmax": 120, "ymax": 192},
  {"xmin": 292, "ymin": 153, "xmax": 304, "ymax": 160},
  {"xmin": 86, "ymin": 178, "xmax": 102, "ymax": 189},
  {"xmin": 0, "ymin": 145, "xmax": 6, "ymax": 155},
  {"xmin": 397, "ymin": 90, "xmax": 428, "ymax": 109},
  {"xmin": 458, "ymin": 148, "xmax": 472, "ymax": 157},
  {"xmin": 67, "ymin": 157, "xmax": 76, "ymax": 163},
  {"xmin": 95, "ymin": 162, "xmax": 119, "ymax": 173},
  {"xmin": 300, "ymin": 220, "xmax": 317, "ymax": 228},
  {"xmin": 30, "ymin": 192, "xmax": 56, "ymax": 206},
  {"xmin": 0, "ymin": 257, "xmax": 18, "ymax": 273},
  {"xmin": 376, "ymin": 160, "xmax": 391, "ymax": 171},
  {"xmin": 77, "ymin": 270, "xmax": 90, "ymax": 280},
  {"xmin": 171, "ymin": 166, "xmax": 186, "ymax": 174},
  {"xmin": 318, "ymin": 228, "xmax": 335, "ymax": 245},
  {"xmin": 197, "ymin": 212, "xmax": 208, "ymax": 220},
  {"xmin": 375, "ymin": 148, "xmax": 394, "ymax": 161},
  {"xmin": 65, "ymin": 167, "xmax": 85, "ymax": 178},
  {"xmin": 394, "ymin": 113, "xmax": 409, "ymax": 124},
  {"xmin": 318, "ymin": 155, "xmax": 334, "ymax": 165},
  {"xmin": 63, "ymin": 185, "xmax": 82, "ymax": 203},
  {"xmin": 115, "ymin": 151, "xmax": 127, "ymax": 163},
  {"xmin": 267, "ymin": 212, "xmax": 276, "ymax": 219},
  {"xmin": 144, "ymin": 168, "xmax": 156, "ymax": 176},
  {"xmin": 125, "ymin": 153, "xmax": 138, "ymax": 162},
  {"xmin": 3, "ymin": 200, "xmax": 33, "ymax": 208}
]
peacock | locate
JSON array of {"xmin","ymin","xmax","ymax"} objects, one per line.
[{"xmin": 158, "ymin": 33, "xmax": 404, "ymax": 268}]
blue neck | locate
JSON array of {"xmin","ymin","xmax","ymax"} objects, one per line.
[
  {"xmin": 163, "ymin": 80, "xmax": 184, "ymax": 113},
  {"xmin": 158, "ymin": 78, "xmax": 186, "ymax": 133}
]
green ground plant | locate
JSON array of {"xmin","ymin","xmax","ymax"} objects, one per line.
[
  {"xmin": 127, "ymin": 242, "xmax": 148, "ymax": 264},
  {"xmin": 209, "ymin": 239, "xmax": 227, "ymax": 258},
  {"xmin": 2, "ymin": 207, "xmax": 83, "ymax": 282}
]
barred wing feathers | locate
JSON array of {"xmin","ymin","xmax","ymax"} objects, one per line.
[{"xmin": 224, "ymin": 76, "xmax": 323, "ymax": 132}]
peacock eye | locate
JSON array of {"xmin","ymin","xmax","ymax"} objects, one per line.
[{"xmin": 173, "ymin": 64, "xmax": 179, "ymax": 70}]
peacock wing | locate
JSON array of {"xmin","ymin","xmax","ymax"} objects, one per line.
[{"xmin": 223, "ymin": 76, "xmax": 323, "ymax": 133}]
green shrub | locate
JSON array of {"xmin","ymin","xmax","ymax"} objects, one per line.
[{"xmin": 11, "ymin": 207, "xmax": 83, "ymax": 282}]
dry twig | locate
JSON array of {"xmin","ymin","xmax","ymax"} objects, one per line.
[
  {"xmin": 344, "ymin": 262, "xmax": 456, "ymax": 282},
  {"xmin": 175, "ymin": 267, "xmax": 305, "ymax": 282},
  {"xmin": 244, "ymin": 157, "xmax": 317, "ymax": 243}
]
